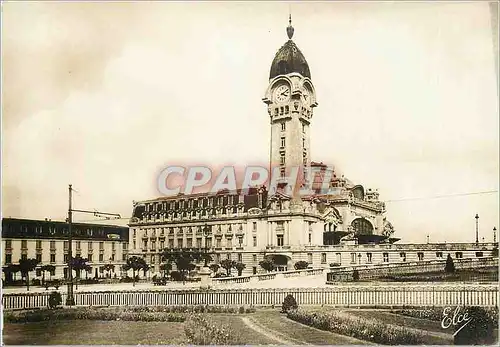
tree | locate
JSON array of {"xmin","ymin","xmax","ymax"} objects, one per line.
[
  {"xmin": 68, "ymin": 256, "xmax": 92, "ymax": 289},
  {"xmin": 123, "ymin": 256, "xmax": 148, "ymax": 286},
  {"xmin": 220, "ymin": 259, "xmax": 236, "ymax": 276},
  {"xmin": 445, "ymin": 254, "xmax": 455, "ymax": 273},
  {"xmin": 39, "ymin": 264, "xmax": 56, "ymax": 284},
  {"xmin": 103, "ymin": 264, "xmax": 115, "ymax": 278},
  {"xmin": 235, "ymin": 262, "xmax": 246, "ymax": 276},
  {"xmin": 209, "ymin": 263, "xmax": 220, "ymax": 275},
  {"xmin": 352, "ymin": 269, "xmax": 360, "ymax": 281},
  {"xmin": 161, "ymin": 249, "xmax": 203, "ymax": 284},
  {"xmin": 142, "ymin": 263, "xmax": 150, "ymax": 278},
  {"xmin": 259, "ymin": 259, "xmax": 275, "ymax": 273},
  {"xmin": 3, "ymin": 264, "xmax": 20, "ymax": 284},
  {"xmin": 19, "ymin": 258, "xmax": 40, "ymax": 291},
  {"xmin": 294, "ymin": 261, "xmax": 309, "ymax": 270},
  {"xmin": 160, "ymin": 262, "xmax": 172, "ymax": 279}
]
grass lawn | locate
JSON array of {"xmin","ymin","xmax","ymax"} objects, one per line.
[
  {"xmin": 3, "ymin": 320, "xmax": 186, "ymax": 345},
  {"xmin": 252, "ymin": 309, "xmax": 372, "ymax": 345}
]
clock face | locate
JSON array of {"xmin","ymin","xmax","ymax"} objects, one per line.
[{"xmin": 274, "ymin": 85, "xmax": 291, "ymax": 103}]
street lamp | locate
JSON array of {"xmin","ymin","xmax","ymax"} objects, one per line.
[
  {"xmin": 475, "ymin": 214, "xmax": 479, "ymax": 244},
  {"xmin": 203, "ymin": 224, "xmax": 211, "ymax": 267},
  {"xmin": 494, "ymin": 227, "xmax": 497, "ymax": 243}
]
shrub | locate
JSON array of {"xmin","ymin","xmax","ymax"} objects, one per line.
[
  {"xmin": 454, "ymin": 306, "xmax": 497, "ymax": 345},
  {"xmin": 281, "ymin": 294, "xmax": 298, "ymax": 313},
  {"xmin": 48, "ymin": 291, "xmax": 62, "ymax": 309},
  {"xmin": 238, "ymin": 306, "xmax": 245, "ymax": 314},
  {"xmin": 184, "ymin": 314, "xmax": 239, "ymax": 345},
  {"xmin": 445, "ymin": 254, "xmax": 455, "ymax": 273},
  {"xmin": 170, "ymin": 271, "xmax": 183, "ymax": 281},
  {"xmin": 287, "ymin": 309, "xmax": 426, "ymax": 345},
  {"xmin": 352, "ymin": 269, "xmax": 360, "ymax": 281}
]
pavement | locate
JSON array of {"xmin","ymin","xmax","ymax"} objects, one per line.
[{"xmin": 2, "ymin": 275, "xmax": 328, "ymax": 294}]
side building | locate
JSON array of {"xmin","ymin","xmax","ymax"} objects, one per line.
[{"xmin": 2, "ymin": 218, "xmax": 129, "ymax": 281}]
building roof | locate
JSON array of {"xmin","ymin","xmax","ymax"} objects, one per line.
[{"xmin": 269, "ymin": 17, "xmax": 311, "ymax": 80}]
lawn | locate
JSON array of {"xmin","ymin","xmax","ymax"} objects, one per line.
[{"xmin": 2, "ymin": 320, "xmax": 186, "ymax": 345}]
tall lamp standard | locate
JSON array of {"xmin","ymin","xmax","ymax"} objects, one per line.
[
  {"xmin": 475, "ymin": 214, "xmax": 479, "ymax": 244},
  {"xmin": 494, "ymin": 227, "xmax": 497, "ymax": 243}
]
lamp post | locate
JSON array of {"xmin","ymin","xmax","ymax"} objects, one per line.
[
  {"xmin": 475, "ymin": 214, "xmax": 479, "ymax": 244},
  {"xmin": 494, "ymin": 227, "xmax": 497, "ymax": 243}
]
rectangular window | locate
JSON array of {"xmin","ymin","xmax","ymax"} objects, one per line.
[
  {"xmin": 111, "ymin": 254, "xmax": 115, "ymax": 261},
  {"xmin": 307, "ymin": 253, "xmax": 313, "ymax": 264},
  {"xmin": 5, "ymin": 240, "xmax": 12, "ymax": 249},
  {"xmin": 321, "ymin": 253, "xmax": 327, "ymax": 264},
  {"xmin": 122, "ymin": 253, "xmax": 127, "ymax": 261},
  {"xmin": 238, "ymin": 253, "xmax": 242, "ymax": 262},
  {"xmin": 196, "ymin": 238, "xmax": 202, "ymax": 248},
  {"xmin": 187, "ymin": 238, "xmax": 192, "ymax": 248},
  {"xmin": 280, "ymin": 137, "xmax": 286, "ymax": 148},
  {"xmin": 455, "ymin": 252, "xmax": 463, "ymax": 259},
  {"xmin": 206, "ymin": 238, "xmax": 212, "ymax": 248},
  {"xmin": 308, "ymin": 233, "xmax": 312, "ymax": 244},
  {"xmin": 76, "ymin": 241, "xmax": 81, "ymax": 250},
  {"xmin": 238, "ymin": 237, "xmax": 243, "ymax": 246},
  {"xmin": 160, "ymin": 240, "xmax": 165, "ymax": 249},
  {"xmin": 99, "ymin": 242, "xmax": 104, "ymax": 250},
  {"xmin": 350, "ymin": 253, "xmax": 356, "ymax": 264},
  {"xmin": 253, "ymin": 222, "xmax": 257, "ymax": 232},
  {"xmin": 21, "ymin": 254, "xmax": 27, "ymax": 260},
  {"xmin": 20, "ymin": 240, "xmax": 27, "ymax": 249},
  {"xmin": 36, "ymin": 269, "xmax": 42, "ymax": 277},
  {"xmin": 226, "ymin": 253, "xmax": 231, "ymax": 260},
  {"xmin": 216, "ymin": 238, "xmax": 222, "ymax": 248},
  {"xmin": 88, "ymin": 242, "xmax": 93, "ymax": 250},
  {"xmin": 36, "ymin": 240, "xmax": 42, "ymax": 249},
  {"xmin": 64, "ymin": 254, "xmax": 69, "ymax": 263},
  {"xmin": 436, "ymin": 252, "xmax": 443, "ymax": 258},
  {"xmin": 383, "ymin": 253, "xmax": 389, "ymax": 262},
  {"xmin": 476, "ymin": 251, "xmax": 484, "ymax": 257},
  {"xmin": 281, "ymin": 122, "xmax": 286, "ymax": 131},
  {"xmin": 112, "ymin": 242, "xmax": 116, "ymax": 251},
  {"xmin": 133, "ymin": 240, "xmax": 137, "ymax": 249},
  {"xmin": 253, "ymin": 236, "xmax": 257, "ymax": 247},
  {"xmin": 50, "ymin": 254, "xmax": 56, "ymax": 263},
  {"xmin": 367, "ymin": 253, "xmax": 372, "ymax": 263},
  {"xmin": 123, "ymin": 242, "xmax": 128, "ymax": 250},
  {"xmin": 88, "ymin": 254, "xmax": 93, "ymax": 262},
  {"xmin": 400, "ymin": 252, "xmax": 406, "ymax": 262},
  {"xmin": 143, "ymin": 240, "xmax": 148, "ymax": 249},
  {"xmin": 277, "ymin": 235, "xmax": 284, "ymax": 246},
  {"xmin": 417, "ymin": 252, "xmax": 424, "ymax": 261},
  {"xmin": 253, "ymin": 254, "xmax": 257, "ymax": 262},
  {"xmin": 63, "ymin": 241, "xmax": 69, "ymax": 250},
  {"xmin": 99, "ymin": 253, "xmax": 104, "ymax": 262},
  {"xmin": 5, "ymin": 254, "xmax": 12, "ymax": 264},
  {"xmin": 253, "ymin": 266, "xmax": 257, "ymax": 275},
  {"xmin": 36, "ymin": 254, "xmax": 42, "ymax": 263}
]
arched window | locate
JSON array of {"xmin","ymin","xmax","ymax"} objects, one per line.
[{"xmin": 351, "ymin": 218, "xmax": 373, "ymax": 235}]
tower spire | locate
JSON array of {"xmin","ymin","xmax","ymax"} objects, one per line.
[{"xmin": 287, "ymin": 13, "xmax": 294, "ymax": 40}]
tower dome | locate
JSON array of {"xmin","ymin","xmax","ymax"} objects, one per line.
[{"xmin": 269, "ymin": 16, "xmax": 311, "ymax": 80}]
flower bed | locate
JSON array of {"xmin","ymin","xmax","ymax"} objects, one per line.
[
  {"xmin": 184, "ymin": 314, "xmax": 240, "ymax": 345},
  {"xmin": 4, "ymin": 305, "xmax": 256, "ymax": 324},
  {"xmin": 287, "ymin": 309, "xmax": 426, "ymax": 345}
]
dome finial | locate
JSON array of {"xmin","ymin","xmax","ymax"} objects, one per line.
[{"xmin": 286, "ymin": 13, "xmax": 294, "ymax": 40}]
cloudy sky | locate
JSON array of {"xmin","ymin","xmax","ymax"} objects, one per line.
[{"xmin": 2, "ymin": 1, "xmax": 498, "ymax": 243}]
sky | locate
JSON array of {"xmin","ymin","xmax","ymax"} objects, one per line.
[{"xmin": 2, "ymin": 1, "xmax": 498, "ymax": 243}]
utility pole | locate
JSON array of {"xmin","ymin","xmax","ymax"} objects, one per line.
[
  {"xmin": 66, "ymin": 184, "xmax": 75, "ymax": 306},
  {"xmin": 475, "ymin": 214, "xmax": 479, "ymax": 244},
  {"xmin": 65, "ymin": 184, "xmax": 121, "ymax": 307}
]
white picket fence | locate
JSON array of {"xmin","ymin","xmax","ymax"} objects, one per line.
[{"xmin": 2, "ymin": 284, "xmax": 498, "ymax": 310}]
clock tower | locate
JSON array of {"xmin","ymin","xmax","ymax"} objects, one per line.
[{"xmin": 263, "ymin": 16, "xmax": 318, "ymax": 194}]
